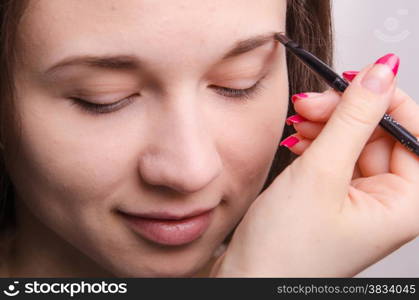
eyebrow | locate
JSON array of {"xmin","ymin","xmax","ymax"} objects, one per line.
[{"xmin": 43, "ymin": 32, "xmax": 277, "ymax": 75}]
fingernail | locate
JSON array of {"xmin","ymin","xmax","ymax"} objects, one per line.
[
  {"xmin": 375, "ymin": 53, "xmax": 399, "ymax": 75},
  {"xmin": 291, "ymin": 93, "xmax": 308, "ymax": 103},
  {"xmin": 286, "ymin": 114, "xmax": 307, "ymax": 126},
  {"xmin": 342, "ymin": 71, "xmax": 359, "ymax": 81},
  {"xmin": 279, "ymin": 136, "xmax": 300, "ymax": 148},
  {"xmin": 361, "ymin": 53, "xmax": 399, "ymax": 94}
]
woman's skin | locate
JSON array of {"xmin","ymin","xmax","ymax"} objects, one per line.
[
  {"xmin": 2, "ymin": 0, "xmax": 419, "ymax": 277},
  {"xmin": 2, "ymin": 0, "xmax": 288, "ymax": 277}
]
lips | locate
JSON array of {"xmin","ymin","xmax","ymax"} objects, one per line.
[
  {"xmin": 119, "ymin": 208, "xmax": 214, "ymax": 246},
  {"xmin": 125, "ymin": 207, "xmax": 213, "ymax": 220}
]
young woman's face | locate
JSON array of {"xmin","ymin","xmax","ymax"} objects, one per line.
[{"xmin": 8, "ymin": 0, "xmax": 287, "ymax": 276}]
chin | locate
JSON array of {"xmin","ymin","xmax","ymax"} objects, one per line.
[
  {"xmin": 109, "ymin": 261, "xmax": 204, "ymax": 278},
  {"xmin": 95, "ymin": 249, "xmax": 209, "ymax": 278}
]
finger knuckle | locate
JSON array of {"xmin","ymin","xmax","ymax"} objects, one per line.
[{"xmin": 336, "ymin": 100, "xmax": 378, "ymax": 128}]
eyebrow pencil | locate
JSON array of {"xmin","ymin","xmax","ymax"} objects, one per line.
[{"xmin": 274, "ymin": 32, "xmax": 419, "ymax": 157}]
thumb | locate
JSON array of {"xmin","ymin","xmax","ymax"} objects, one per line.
[{"xmin": 301, "ymin": 53, "xmax": 399, "ymax": 180}]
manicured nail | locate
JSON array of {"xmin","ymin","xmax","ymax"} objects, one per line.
[
  {"xmin": 375, "ymin": 53, "xmax": 400, "ymax": 76},
  {"xmin": 286, "ymin": 114, "xmax": 307, "ymax": 126},
  {"xmin": 291, "ymin": 93, "xmax": 308, "ymax": 103},
  {"xmin": 279, "ymin": 136, "xmax": 300, "ymax": 148},
  {"xmin": 361, "ymin": 53, "xmax": 399, "ymax": 94},
  {"xmin": 342, "ymin": 71, "xmax": 359, "ymax": 81}
]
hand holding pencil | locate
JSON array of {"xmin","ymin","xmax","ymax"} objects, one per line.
[{"xmin": 210, "ymin": 51, "xmax": 419, "ymax": 277}]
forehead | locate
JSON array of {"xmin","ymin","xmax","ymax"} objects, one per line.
[{"xmin": 18, "ymin": 0, "xmax": 286, "ymax": 71}]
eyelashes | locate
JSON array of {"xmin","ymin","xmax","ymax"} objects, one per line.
[
  {"xmin": 210, "ymin": 75, "xmax": 266, "ymax": 100},
  {"xmin": 69, "ymin": 94, "xmax": 137, "ymax": 115},
  {"xmin": 69, "ymin": 75, "xmax": 268, "ymax": 115}
]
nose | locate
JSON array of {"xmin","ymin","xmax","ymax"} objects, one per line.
[{"xmin": 138, "ymin": 98, "xmax": 223, "ymax": 194}]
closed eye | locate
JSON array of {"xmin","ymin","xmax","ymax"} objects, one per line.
[
  {"xmin": 68, "ymin": 94, "xmax": 137, "ymax": 114},
  {"xmin": 69, "ymin": 74, "xmax": 268, "ymax": 115},
  {"xmin": 210, "ymin": 74, "xmax": 267, "ymax": 100}
]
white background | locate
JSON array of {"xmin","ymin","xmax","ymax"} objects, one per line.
[{"xmin": 332, "ymin": 0, "xmax": 419, "ymax": 277}]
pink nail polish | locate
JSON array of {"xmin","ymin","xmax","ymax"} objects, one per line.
[
  {"xmin": 291, "ymin": 93, "xmax": 308, "ymax": 103},
  {"xmin": 286, "ymin": 114, "xmax": 307, "ymax": 126},
  {"xmin": 374, "ymin": 53, "xmax": 400, "ymax": 76},
  {"xmin": 279, "ymin": 136, "xmax": 300, "ymax": 148},
  {"xmin": 342, "ymin": 71, "xmax": 359, "ymax": 81}
]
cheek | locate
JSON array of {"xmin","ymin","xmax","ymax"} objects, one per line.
[
  {"xmin": 7, "ymin": 99, "xmax": 142, "ymax": 266},
  {"xmin": 214, "ymin": 81, "xmax": 289, "ymax": 207},
  {"xmin": 7, "ymin": 96, "xmax": 130, "ymax": 217}
]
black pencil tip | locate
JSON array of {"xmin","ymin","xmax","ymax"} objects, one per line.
[{"xmin": 274, "ymin": 32, "xmax": 290, "ymax": 45}]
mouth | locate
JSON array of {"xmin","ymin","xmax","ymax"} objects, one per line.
[{"xmin": 118, "ymin": 208, "xmax": 215, "ymax": 246}]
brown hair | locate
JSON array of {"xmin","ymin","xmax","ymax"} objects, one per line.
[
  {"xmin": 0, "ymin": 0, "xmax": 333, "ymax": 241},
  {"xmin": 261, "ymin": 0, "xmax": 333, "ymax": 191},
  {"xmin": 0, "ymin": 0, "xmax": 29, "ymax": 237}
]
